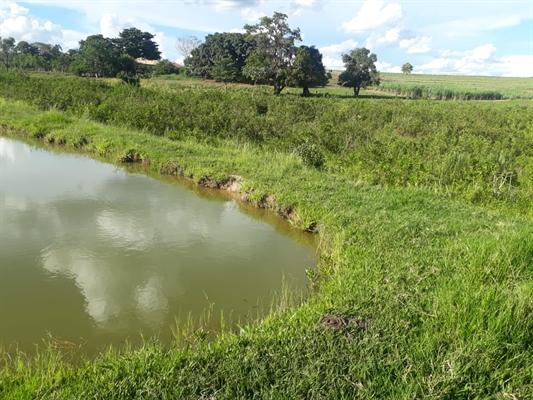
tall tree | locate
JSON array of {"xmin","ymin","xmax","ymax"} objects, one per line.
[
  {"xmin": 337, "ymin": 47, "xmax": 380, "ymax": 98},
  {"xmin": 402, "ymin": 62, "xmax": 413, "ymax": 74},
  {"xmin": 0, "ymin": 37, "xmax": 17, "ymax": 71},
  {"xmin": 115, "ymin": 27, "xmax": 161, "ymax": 60},
  {"xmin": 244, "ymin": 12, "xmax": 302, "ymax": 95},
  {"xmin": 175, "ymin": 35, "xmax": 202, "ymax": 60},
  {"xmin": 211, "ymin": 57, "xmax": 239, "ymax": 91},
  {"xmin": 74, "ymin": 34, "xmax": 120, "ymax": 77},
  {"xmin": 288, "ymin": 45, "xmax": 329, "ymax": 96},
  {"xmin": 185, "ymin": 32, "xmax": 251, "ymax": 80}
]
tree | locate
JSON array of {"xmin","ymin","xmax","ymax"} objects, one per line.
[
  {"xmin": 0, "ymin": 37, "xmax": 17, "ymax": 71},
  {"xmin": 75, "ymin": 34, "xmax": 120, "ymax": 77},
  {"xmin": 288, "ymin": 45, "xmax": 328, "ymax": 96},
  {"xmin": 242, "ymin": 50, "xmax": 270, "ymax": 99},
  {"xmin": 337, "ymin": 47, "xmax": 380, "ymax": 98},
  {"xmin": 115, "ymin": 27, "xmax": 161, "ymax": 60},
  {"xmin": 185, "ymin": 32, "xmax": 251, "ymax": 80},
  {"xmin": 175, "ymin": 35, "xmax": 202, "ymax": 60},
  {"xmin": 244, "ymin": 12, "xmax": 302, "ymax": 95},
  {"xmin": 402, "ymin": 62, "xmax": 413, "ymax": 74},
  {"xmin": 211, "ymin": 57, "xmax": 239, "ymax": 91}
]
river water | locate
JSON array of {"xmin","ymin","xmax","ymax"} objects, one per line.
[{"xmin": 0, "ymin": 137, "xmax": 316, "ymax": 353}]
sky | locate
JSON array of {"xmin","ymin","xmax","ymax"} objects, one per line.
[{"xmin": 1, "ymin": 0, "xmax": 532, "ymax": 77}]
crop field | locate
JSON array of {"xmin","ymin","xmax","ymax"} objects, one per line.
[
  {"xmin": 1, "ymin": 73, "xmax": 532, "ymax": 399},
  {"xmin": 378, "ymin": 72, "xmax": 533, "ymax": 100}
]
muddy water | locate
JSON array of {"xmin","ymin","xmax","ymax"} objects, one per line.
[{"xmin": 0, "ymin": 137, "xmax": 316, "ymax": 354}]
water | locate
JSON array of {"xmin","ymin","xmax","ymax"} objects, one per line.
[{"xmin": 0, "ymin": 137, "xmax": 316, "ymax": 353}]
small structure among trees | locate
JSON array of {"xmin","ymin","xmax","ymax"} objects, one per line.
[{"xmin": 337, "ymin": 47, "xmax": 380, "ymax": 97}]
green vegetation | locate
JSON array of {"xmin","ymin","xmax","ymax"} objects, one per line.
[
  {"xmin": 337, "ymin": 48, "xmax": 380, "ymax": 97},
  {"xmin": 379, "ymin": 72, "xmax": 533, "ymax": 100},
  {"xmin": 1, "ymin": 73, "xmax": 531, "ymax": 218},
  {"xmin": 1, "ymin": 73, "xmax": 533, "ymax": 398}
]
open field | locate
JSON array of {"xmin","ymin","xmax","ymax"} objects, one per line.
[
  {"xmin": 377, "ymin": 72, "xmax": 533, "ymax": 100},
  {"xmin": 1, "ymin": 73, "xmax": 533, "ymax": 398}
]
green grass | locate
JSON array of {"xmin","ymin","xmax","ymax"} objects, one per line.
[
  {"xmin": 378, "ymin": 73, "xmax": 533, "ymax": 100},
  {"xmin": 1, "ymin": 96, "xmax": 533, "ymax": 398}
]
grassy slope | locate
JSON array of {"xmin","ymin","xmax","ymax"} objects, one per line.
[{"xmin": 1, "ymin": 98, "xmax": 532, "ymax": 399}]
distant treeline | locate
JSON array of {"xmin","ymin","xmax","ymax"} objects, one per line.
[{"xmin": 0, "ymin": 28, "xmax": 177, "ymax": 79}]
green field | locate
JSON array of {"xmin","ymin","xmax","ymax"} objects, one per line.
[
  {"xmin": 377, "ymin": 72, "xmax": 533, "ymax": 100},
  {"xmin": 1, "ymin": 73, "xmax": 532, "ymax": 399}
]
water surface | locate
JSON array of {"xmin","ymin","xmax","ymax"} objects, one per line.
[{"xmin": 0, "ymin": 137, "xmax": 316, "ymax": 353}]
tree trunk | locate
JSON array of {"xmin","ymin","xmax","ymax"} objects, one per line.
[
  {"xmin": 302, "ymin": 86, "xmax": 310, "ymax": 97},
  {"xmin": 353, "ymin": 86, "xmax": 360, "ymax": 98}
]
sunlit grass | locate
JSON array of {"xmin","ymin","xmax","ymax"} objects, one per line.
[{"xmin": 1, "ymin": 97, "xmax": 532, "ymax": 398}]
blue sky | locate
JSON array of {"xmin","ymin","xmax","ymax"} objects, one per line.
[{"xmin": 1, "ymin": 0, "xmax": 532, "ymax": 76}]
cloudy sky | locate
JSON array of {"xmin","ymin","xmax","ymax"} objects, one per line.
[{"xmin": 1, "ymin": 0, "xmax": 532, "ymax": 76}]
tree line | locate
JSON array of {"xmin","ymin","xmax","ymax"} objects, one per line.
[
  {"xmin": 182, "ymin": 12, "xmax": 380, "ymax": 96},
  {"xmin": 1, "ymin": 12, "xmax": 381, "ymax": 96},
  {"xmin": 0, "ymin": 28, "xmax": 174, "ymax": 81}
]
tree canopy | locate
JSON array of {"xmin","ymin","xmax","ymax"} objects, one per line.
[
  {"xmin": 0, "ymin": 37, "xmax": 17, "ymax": 71},
  {"xmin": 115, "ymin": 28, "xmax": 161, "ymax": 60},
  {"xmin": 185, "ymin": 32, "xmax": 252, "ymax": 81},
  {"xmin": 337, "ymin": 47, "xmax": 380, "ymax": 97},
  {"xmin": 244, "ymin": 12, "xmax": 302, "ymax": 95},
  {"xmin": 402, "ymin": 62, "xmax": 413, "ymax": 74},
  {"xmin": 288, "ymin": 45, "xmax": 328, "ymax": 96}
]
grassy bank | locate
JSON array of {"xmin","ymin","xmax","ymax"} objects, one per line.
[
  {"xmin": 1, "ymin": 73, "xmax": 532, "ymax": 219},
  {"xmin": 1, "ymin": 90, "xmax": 533, "ymax": 398}
]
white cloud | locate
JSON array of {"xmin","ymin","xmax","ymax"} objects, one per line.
[
  {"xmin": 99, "ymin": 13, "xmax": 132, "ymax": 38},
  {"xmin": 322, "ymin": 55, "xmax": 345, "ymax": 70},
  {"xmin": 414, "ymin": 44, "xmax": 527, "ymax": 76},
  {"xmin": 319, "ymin": 39, "xmax": 358, "ymax": 55},
  {"xmin": 229, "ymin": 28, "xmax": 246, "ymax": 34},
  {"xmin": 0, "ymin": 2, "xmax": 29, "ymax": 19},
  {"xmin": 365, "ymin": 28, "xmax": 401, "ymax": 49},
  {"xmin": 340, "ymin": 0, "xmax": 403, "ymax": 33},
  {"xmin": 399, "ymin": 36, "xmax": 432, "ymax": 54},
  {"xmin": 241, "ymin": 8, "xmax": 265, "ymax": 23},
  {"xmin": 498, "ymin": 56, "xmax": 533, "ymax": 78},
  {"xmin": 1, "ymin": 12, "xmax": 62, "ymax": 43},
  {"xmin": 290, "ymin": 0, "xmax": 322, "ymax": 16},
  {"xmin": 0, "ymin": 2, "xmax": 86, "ymax": 50},
  {"xmin": 375, "ymin": 61, "xmax": 401, "ymax": 73}
]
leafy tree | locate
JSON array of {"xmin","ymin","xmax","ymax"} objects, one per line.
[
  {"xmin": 16, "ymin": 41, "xmax": 38, "ymax": 56},
  {"xmin": 337, "ymin": 47, "xmax": 380, "ymax": 98},
  {"xmin": 185, "ymin": 32, "xmax": 251, "ymax": 80},
  {"xmin": 51, "ymin": 52, "xmax": 73, "ymax": 73},
  {"xmin": 175, "ymin": 35, "xmax": 202, "ymax": 60},
  {"xmin": 211, "ymin": 57, "xmax": 239, "ymax": 91},
  {"xmin": 115, "ymin": 27, "xmax": 161, "ymax": 60},
  {"xmin": 288, "ymin": 45, "xmax": 328, "ymax": 96},
  {"xmin": 74, "ymin": 34, "xmax": 120, "ymax": 77},
  {"xmin": 402, "ymin": 62, "xmax": 413, "ymax": 74},
  {"xmin": 0, "ymin": 37, "xmax": 17, "ymax": 71},
  {"xmin": 244, "ymin": 12, "xmax": 302, "ymax": 95},
  {"xmin": 242, "ymin": 50, "xmax": 270, "ymax": 99}
]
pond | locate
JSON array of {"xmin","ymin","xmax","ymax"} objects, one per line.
[{"xmin": 0, "ymin": 137, "xmax": 316, "ymax": 354}]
